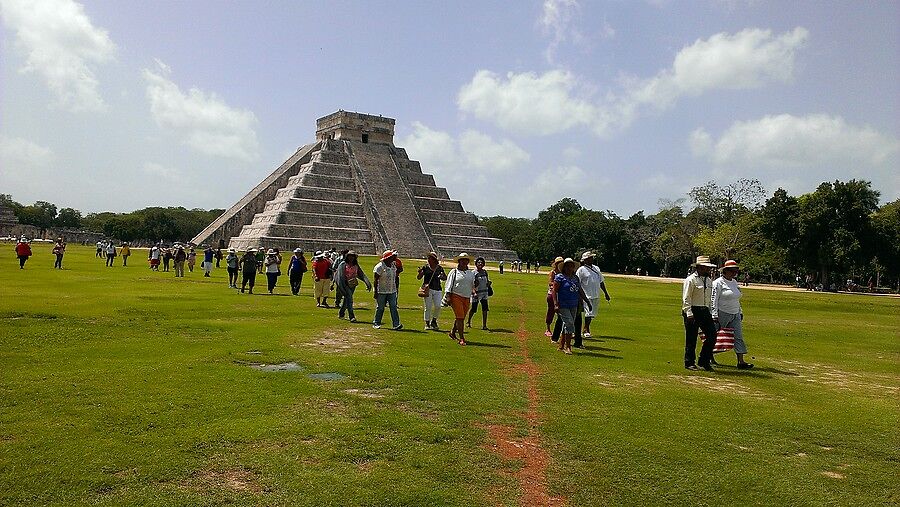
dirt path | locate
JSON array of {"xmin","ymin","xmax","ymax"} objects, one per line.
[{"xmin": 483, "ymin": 285, "xmax": 565, "ymax": 507}]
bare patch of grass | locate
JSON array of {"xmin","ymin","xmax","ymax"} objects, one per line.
[
  {"xmin": 771, "ymin": 360, "xmax": 899, "ymax": 397},
  {"xmin": 668, "ymin": 375, "xmax": 781, "ymax": 400},
  {"xmin": 182, "ymin": 467, "xmax": 264, "ymax": 495},
  {"xmin": 295, "ymin": 328, "xmax": 383, "ymax": 354}
]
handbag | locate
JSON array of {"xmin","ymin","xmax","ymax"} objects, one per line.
[
  {"xmin": 487, "ymin": 280, "xmax": 494, "ymax": 297},
  {"xmin": 441, "ymin": 269, "xmax": 456, "ymax": 306},
  {"xmin": 700, "ymin": 327, "xmax": 735, "ymax": 353},
  {"xmin": 418, "ymin": 266, "xmax": 439, "ymax": 298}
]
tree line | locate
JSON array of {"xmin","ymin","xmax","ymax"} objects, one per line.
[
  {"xmin": 481, "ymin": 179, "xmax": 899, "ymax": 290},
  {"xmin": 1, "ymin": 194, "xmax": 223, "ymax": 244}
]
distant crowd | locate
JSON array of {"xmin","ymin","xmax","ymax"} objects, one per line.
[{"xmin": 13, "ymin": 236, "xmax": 759, "ymax": 370}]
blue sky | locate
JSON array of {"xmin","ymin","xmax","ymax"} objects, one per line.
[{"xmin": 1, "ymin": 0, "xmax": 898, "ymax": 217}]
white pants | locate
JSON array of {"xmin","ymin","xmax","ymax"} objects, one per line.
[
  {"xmin": 583, "ymin": 297, "xmax": 600, "ymax": 318},
  {"xmin": 203, "ymin": 261, "xmax": 212, "ymax": 274},
  {"xmin": 423, "ymin": 289, "xmax": 442, "ymax": 322}
]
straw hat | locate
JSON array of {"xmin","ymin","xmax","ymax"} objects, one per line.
[
  {"xmin": 346, "ymin": 250, "xmax": 358, "ymax": 257},
  {"xmin": 267, "ymin": 248, "xmax": 276, "ymax": 255},
  {"xmin": 580, "ymin": 251, "xmax": 595, "ymax": 262},
  {"xmin": 380, "ymin": 250, "xmax": 396, "ymax": 261},
  {"xmin": 293, "ymin": 248, "xmax": 302, "ymax": 253},
  {"xmin": 552, "ymin": 256, "xmax": 564, "ymax": 269},
  {"xmin": 692, "ymin": 255, "xmax": 717, "ymax": 268},
  {"xmin": 427, "ymin": 251, "xmax": 439, "ymax": 260},
  {"xmin": 455, "ymin": 252, "xmax": 472, "ymax": 262},
  {"xmin": 562, "ymin": 257, "xmax": 577, "ymax": 268},
  {"xmin": 722, "ymin": 259, "xmax": 740, "ymax": 270}
]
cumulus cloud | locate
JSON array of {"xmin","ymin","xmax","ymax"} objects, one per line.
[
  {"xmin": 458, "ymin": 70, "xmax": 598, "ymax": 136},
  {"xmin": 0, "ymin": 136, "xmax": 56, "ymax": 195},
  {"xmin": 458, "ymin": 27, "xmax": 808, "ymax": 137},
  {"xmin": 143, "ymin": 60, "xmax": 260, "ymax": 162},
  {"xmin": 0, "ymin": 0, "xmax": 116, "ymax": 112},
  {"xmin": 691, "ymin": 114, "xmax": 900, "ymax": 195}
]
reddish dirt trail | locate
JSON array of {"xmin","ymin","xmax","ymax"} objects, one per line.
[{"xmin": 483, "ymin": 295, "xmax": 565, "ymax": 507}]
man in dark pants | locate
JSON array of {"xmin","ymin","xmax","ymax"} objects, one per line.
[{"xmin": 682, "ymin": 255, "xmax": 718, "ymax": 371}]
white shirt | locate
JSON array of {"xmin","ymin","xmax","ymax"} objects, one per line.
[
  {"xmin": 576, "ymin": 265, "xmax": 605, "ymax": 299},
  {"xmin": 373, "ymin": 262, "xmax": 398, "ymax": 294},
  {"xmin": 445, "ymin": 268, "xmax": 476, "ymax": 297},
  {"xmin": 682, "ymin": 272, "xmax": 712, "ymax": 318},
  {"xmin": 711, "ymin": 277, "xmax": 742, "ymax": 318},
  {"xmin": 150, "ymin": 247, "xmax": 160, "ymax": 260}
]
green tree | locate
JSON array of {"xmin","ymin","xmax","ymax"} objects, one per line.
[
  {"xmin": 871, "ymin": 199, "xmax": 900, "ymax": 288},
  {"xmin": 16, "ymin": 201, "xmax": 58, "ymax": 234},
  {"xmin": 55, "ymin": 207, "xmax": 83, "ymax": 228}
]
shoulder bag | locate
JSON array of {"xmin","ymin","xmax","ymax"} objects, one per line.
[{"xmin": 418, "ymin": 266, "xmax": 438, "ymax": 298}]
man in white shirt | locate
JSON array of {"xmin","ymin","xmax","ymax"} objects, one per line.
[
  {"xmin": 576, "ymin": 252, "xmax": 611, "ymax": 342},
  {"xmin": 372, "ymin": 250, "xmax": 402, "ymax": 330},
  {"xmin": 682, "ymin": 255, "xmax": 718, "ymax": 371}
]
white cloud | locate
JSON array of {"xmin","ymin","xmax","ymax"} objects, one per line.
[
  {"xmin": 0, "ymin": 0, "xmax": 116, "ymax": 112},
  {"xmin": 539, "ymin": 0, "xmax": 581, "ymax": 63},
  {"xmin": 691, "ymin": 114, "xmax": 900, "ymax": 196},
  {"xmin": 142, "ymin": 162, "xmax": 179, "ymax": 182},
  {"xmin": 143, "ymin": 60, "xmax": 260, "ymax": 162},
  {"xmin": 0, "ymin": 136, "xmax": 56, "ymax": 194},
  {"xmin": 457, "ymin": 70, "xmax": 598, "ymax": 136},
  {"xmin": 458, "ymin": 27, "xmax": 808, "ymax": 137},
  {"xmin": 563, "ymin": 146, "xmax": 582, "ymax": 160}
]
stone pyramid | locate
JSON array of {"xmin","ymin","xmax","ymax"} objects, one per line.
[{"xmin": 192, "ymin": 111, "xmax": 518, "ymax": 261}]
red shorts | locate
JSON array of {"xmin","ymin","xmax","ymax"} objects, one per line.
[{"xmin": 150, "ymin": 259, "xmax": 160, "ymax": 266}]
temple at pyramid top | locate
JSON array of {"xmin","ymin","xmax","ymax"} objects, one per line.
[{"xmin": 192, "ymin": 110, "xmax": 518, "ymax": 261}]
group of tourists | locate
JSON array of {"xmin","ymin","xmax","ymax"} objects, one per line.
[
  {"xmin": 544, "ymin": 252, "xmax": 612, "ymax": 354},
  {"xmin": 498, "ymin": 259, "xmax": 538, "ymax": 274}
]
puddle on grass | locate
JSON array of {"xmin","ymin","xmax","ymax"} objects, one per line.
[
  {"xmin": 249, "ymin": 362, "xmax": 303, "ymax": 372},
  {"xmin": 307, "ymin": 372, "xmax": 346, "ymax": 381}
]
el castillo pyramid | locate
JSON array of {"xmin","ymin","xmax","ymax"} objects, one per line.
[{"xmin": 192, "ymin": 111, "xmax": 518, "ymax": 261}]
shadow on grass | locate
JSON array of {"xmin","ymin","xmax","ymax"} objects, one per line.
[
  {"xmin": 575, "ymin": 351, "xmax": 623, "ymax": 359},
  {"xmin": 713, "ymin": 368, "xmax": 773, "ymax": 379},
  {"xmin": 487, "ymin": 328, "xmax": 515, "ymax": 334},
  {"xmin": 598, "ymin": 335, "xmax": 634, "ymax": 341},
  {"xmin": 583, "ymin": 345, "xmax": 619, "ymax": 353},
  {"xmin": 465, "ymin": 341, "xmax": 513, "ymax": 349}
]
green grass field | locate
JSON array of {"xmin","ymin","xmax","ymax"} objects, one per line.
[{"xmin": 1, "ymin": 245, "xmax": 898, "ymax": 506}]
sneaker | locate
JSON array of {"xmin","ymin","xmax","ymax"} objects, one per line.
[
  {"xmin": 372, "ymin": 324, "xmax": 381, "ymax": 329},
  {"xmin": 583, "ymin": 332, "xmax": 592, "ymax": 338},
  {"xmin": 392, "ymin": 324, "xmax": 403, "ymax": 331},
  {"xmin": 424, "ymin": 322, "xmax": 432, "ymax": 330},
  {"xmin": 737, "ymin": 363, "xmax": 755, "ymax": 370},
  {"xmin": 699, "ymin": 363, "xmax": 714, "ymax": 372},
  {"xmin": 349, "ymin": 318, "xmax": 357, "ymax": 323},
  {"xmin": 685, "ymin": 365, "xmax": 700, "ymax": 371},
  {"xmin": 564, "ymin": 348, "xmax": 573, "ymax": 355}
]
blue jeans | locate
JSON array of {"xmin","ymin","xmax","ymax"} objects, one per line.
[
  {"xmin": 340, "ymin": 287, "xmax": 356, "ymax": 319},
  {"xmin": 373, "ymin": 292, "xmax": 400, "ymax": 327}
]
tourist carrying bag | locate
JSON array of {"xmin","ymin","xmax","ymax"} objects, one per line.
[{"xmin": 418, "ymin": 266, "xmax": 438, "ymax": 298}]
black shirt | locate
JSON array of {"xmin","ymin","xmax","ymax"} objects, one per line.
[{"xmin": 420, "ymin": 265, "xmax": 445, "ymax": 291}]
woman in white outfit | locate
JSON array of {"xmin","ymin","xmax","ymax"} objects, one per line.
[
  {"xmin": 443, "ymin": 253, "xmax": 476, "ymax": 346},
  {"xmin": 712, "ymin": 259, "xmax": 753, "ymax": 369},
  {"xmin": 417, "ymin": 252, "xmax": 447, "ymax": 331}
]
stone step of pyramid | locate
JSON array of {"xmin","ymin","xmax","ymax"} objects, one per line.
[
  {"xmin": 276, "ymin": 186, "xmax": 360, "ymax": 204},
  {"xmin": 408, "ymin": 184, "xmax": 450, "ymax": 199},
  {"xmin": 415, "ymin": 196, "xmax": 464, "ymax": 213},
  {"xmin": 421, "ymin": 209, "xmax": 480, "ymax": 225},
  {"xmin": 432, "ymin": 233, "xmax": 508, "ymax": 251},
  {"xmin": 288, "ymin": 172, "xmax": 356, "ymax": 191},
  {"xmin": 311, "ymin": 150, "xmax": 350, "ymax": 166},
  {"xmin": 404, "ymin": 172, "xmax": 436, "ymax": 186},
  {"xmin": 266, "ymin": 198, "xmax": 364, "ymax": 216},
  {"xmin": 251, "ymin": 211, "xmax": 368, "ymax": 229},
  {"xmin": 302, "ymin": 161, "xmax": 354, "ymax": 178},
  {"xmin": 230, "ymin": 235, "xmax": 376, "ymax": 255},
  {"xmin": 426, "ymin": 222, "xmax": 491, "ymax": 237},
  {"xmin": 436, "ymin": 246, "xmax": 519, "ymax": 260},
  {"xmin": 263, "ymin": 224, "xmax": 373, "ymax": 243}
]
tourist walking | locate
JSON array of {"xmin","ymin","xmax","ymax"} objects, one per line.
[
  {"xmin": 256, "ymin": 247, "xmax": 265, "ymax": 274},
  {"xmin": 120, "ymin": 242, "xmax": 131, "ymax": 266},
  {"xmin": 215, "ymin": 247, "xmax": 223, "ymax": 268},
  {"xmin": 467, "ymin": 257, "xmax": 492, "ymax": 330},
  {"xmin": 552, "ymin": 258, "xmax": 592, "ymax": 355},
  {"xmin": 240, "ymin": 249, "xmax": 258, "ymax": 293},
  {"xmin": 576, "ymin": 251, "xmax": 611, "ymax": 342},
  {"xmin": 333, "ymin": 249, "xmax": 349, "ymax": 310},
  {"xmin": 173, "ymin": 245, "xmax": 187, "ymax": 277},
  {"xmin": 202, "ymin": 246, "xmax": 214, "ymax": 277},
  {"xmin": 417, "ymin": 252, "xmax": 447, "ymax": 330},
  {"xmin": 162, "ymin": 247, "xmax": 172, "ymax": 272},
  {"xmin": 443, "ymin": 253, "xmax": 476, "ymax": 345},
  {"xmin": 288, "ymin": 249, "xmax": 307, "ymax": 295},
  {"xmin": 335, "ymin": 250, "xmax": 371, "ymax": 322},
  {"xmin": 149, "ymin": 244, "xmax": 161, "ymax": 271},
  {"xmin": 312, "ymin": 251, "xmax": 333, "ymax": 307},
  {"xmin": 52, "ymin": 238, "xmax": 65, "ymax": 269},
  {"xmin": 372, "ymin": 250, "xmax": 402, "ymax": 330},
  {"xmin": 712, "ymin": 260, "xmax": 753, "ymax": 369},
  {"xmin": 15, "ymin": 237, "xmax": 32, "ymax": 269},
  {"xmin": 187, "ymin": 247, "xmax": 196, "ymax": 272},
  {"xmin": 225, "ymin": 248, "xmax": 239, "ymax": 288},
  {"xmin": 105, "ymin": 241, "xmax": 117, "ymax": 267},
  {"xmin": 264, "ymin": 249, "xmax": 281, "ymax": 293},
  {"xmin": 499, "ymin": 260, "xmax": 504, "ymax": 274},
  {"xmin": 545, "ymin": 257, "xmax": 564, "ymax": 339},
  {"xmin": 95, "ymin": 241, "xmax": 103, "ymax": 258},
  {"xmin": 683, "ymin": 255, "xmax": 719, "ymax": 371}
]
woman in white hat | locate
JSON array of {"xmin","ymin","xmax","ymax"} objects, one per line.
[
  {"xmin": 443, "ymin": 253, "xmax": 477, "ymax": 345},
  {"xmin": 712, "ymin": 260, "xmax": 753, "ymax": 369},
  {"xmin": 545, "ymin": 256, "xmax": 565, "ymax": 339},
  {"xmin": 682, "ymin": 255, "xmax": 719, "ymax": 371},
  {"xmin": 264, "ymin": 248, "xmax": 281, "ymax": 294},
  {"xmin": 225, "ymin": 247, "xmax": 239, "ymax": 288},
  {"xmin": 335, "ymin": 250, "xmax": 372, "ymax": 322}
]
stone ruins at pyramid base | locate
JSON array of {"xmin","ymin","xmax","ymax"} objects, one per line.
[{"xmin": 192, "ymin": 111, "xmax": 519, "ymax": 261}]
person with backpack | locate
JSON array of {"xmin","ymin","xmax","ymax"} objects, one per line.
[
  {"xmin": 288, "ymin": 249, "xmax": 307, "ymax": 295},
  {"xmin": 312, "ymin": 251, "xmax": 333, "ymax": 307},
  {"xmin": 334, "ymin": 250, "xmax": 371, "ymax": 322},
  {"xmin": 467, "ymin": 257, "xmax": 492, "ymax": 330},
  {"xmin": 240, "ymin": 249, "xmax": 258, "ymax": 293}
]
